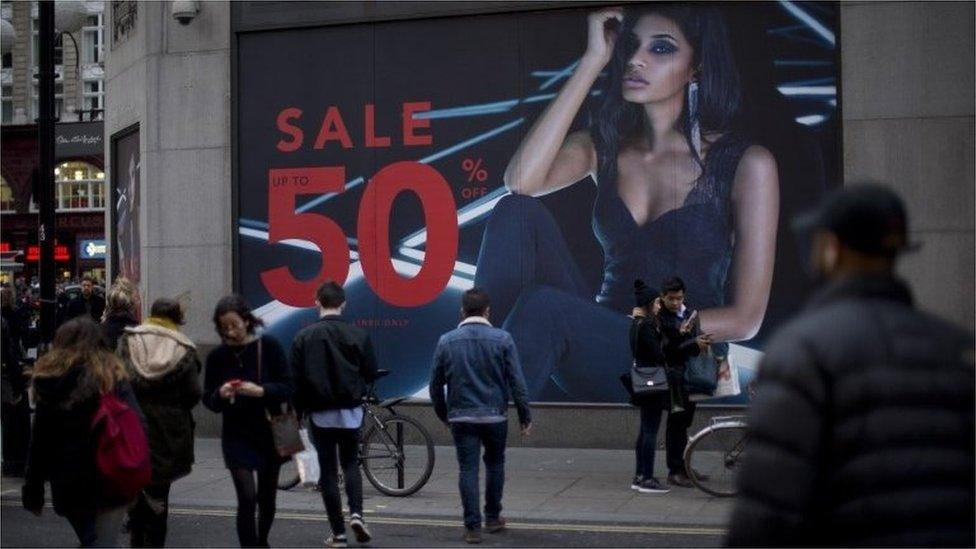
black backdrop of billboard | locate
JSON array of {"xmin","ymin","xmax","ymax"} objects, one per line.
[{"xmin": 233, "ymin": 2, "xmax": 841, "ymax": 403}]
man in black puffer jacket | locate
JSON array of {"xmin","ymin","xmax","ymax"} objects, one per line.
[{"xmin": 727, "ymin": 185, "xmax": 975, "ymax": 547}]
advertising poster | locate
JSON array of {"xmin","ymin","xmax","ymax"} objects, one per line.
[
  {"xmin": 235, "ymin": 2, "xmax": 840, "ymax": 403},
  {"xmin": 111, "ymin": 125, "xmax": 141, "ymax": 286}
]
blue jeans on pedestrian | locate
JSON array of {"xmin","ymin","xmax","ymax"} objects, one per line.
[{"xmin": 450, "ymin": 421, "xmax": 507, "ymax": 530}]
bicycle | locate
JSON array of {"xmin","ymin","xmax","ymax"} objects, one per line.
[
  {"xmin": 278, "ymin": 369, "xmax": 435, "ymax": 497},
  {"xmin": 682, "ymin": 414, "xmax": 748, "ymax": 497}
]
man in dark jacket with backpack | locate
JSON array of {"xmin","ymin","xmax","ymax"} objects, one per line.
[
  {"xmin": 727, "ymin": 185, "xmax": 975, "ymax": 547},
  {"xmin": 290, "ymin": 280, "xmax": 378, "ymax": 548}
]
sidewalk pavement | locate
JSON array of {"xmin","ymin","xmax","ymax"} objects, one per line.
[{"xmin": 1, "ymin": 438, "xmax": 733, "ymax": 531}]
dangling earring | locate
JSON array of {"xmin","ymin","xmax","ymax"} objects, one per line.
[{"xmin": 688, "ymin": 80, "xmax": 701, "ymax": 159}]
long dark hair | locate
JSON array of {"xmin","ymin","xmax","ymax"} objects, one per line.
[
  {"xmin": 591, "ymin": 3, "xmax": 740, "ymax": 183},
  {"xmin": 33, "ymin": 317, "xmax": 127, "ymax": 394}
]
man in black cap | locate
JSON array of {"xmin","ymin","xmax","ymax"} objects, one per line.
[{"xmin": 726, "ymin": 184, "xmax": 974, "ymax": 546}]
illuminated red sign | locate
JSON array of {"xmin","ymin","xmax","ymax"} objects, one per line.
[{"xmin": 26, "ymin": 244, "xmax": 71, "ymax": 262}]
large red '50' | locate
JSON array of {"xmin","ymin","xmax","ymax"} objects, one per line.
[
  {"xmin": 260, "ymin": 162, "xmax": 459, "ymax": 308},
  {"xmin": 358, "ymin": 161, "xmax": 458, "ymax": 307}
]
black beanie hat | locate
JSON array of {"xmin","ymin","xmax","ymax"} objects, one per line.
[{"xmin": 634, "ymin": 279, "xmax": 655, "ymax": 308}]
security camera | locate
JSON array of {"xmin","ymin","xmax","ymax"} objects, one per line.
[{"xmin": 171, "ymin": 0, "xmax": 200, "ymax": 26}]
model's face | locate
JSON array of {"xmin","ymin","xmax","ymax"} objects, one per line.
[
  {"xmin": 218, "ymin": 311, "xmax": 248, "ymax": 344},
  {"xmin": 662, "ymin": 290, "xmax": 685, "ymax": 313},
  {"xmin": 622, "ymin": 14, "xmax": 696, "ymax": 105},
  {"xmin": 81, "ymin": 281, "xmax": 93, "ymax": 297}
]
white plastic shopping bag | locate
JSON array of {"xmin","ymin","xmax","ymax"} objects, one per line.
[
  {"xmin": 294, "ymin": 428, "xmax": 319, "ymax": 487},
  {"xmin": 711, "ymin": 354, "xmax": 741, "ymax": 399}
]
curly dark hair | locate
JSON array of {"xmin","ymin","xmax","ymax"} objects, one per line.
[{"xmin": 211, "ymin": 294, "xmax": 265, "ymax": 336}]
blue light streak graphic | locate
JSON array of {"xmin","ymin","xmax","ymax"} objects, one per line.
[
  {"xmin": 778, "ymin": 0, "xmax": 835, "ymax": 47},
  {"xmin": 538, "ymin": 60, "xmax": 579, "ymax": 90}
]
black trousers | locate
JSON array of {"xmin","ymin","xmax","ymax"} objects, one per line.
[
  {"xmin": 1, "ymin": 396, "xmax": 30, "ymax": 475},
  {"xmin": 310, "ymin": 425, "xmax": 362, "ymax": 536},
  {"xmin": 129, "ymin": 482, "xmax": 172, "ymax": 548}
]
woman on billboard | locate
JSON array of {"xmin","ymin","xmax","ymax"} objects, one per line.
[{"xmin": 474, "ymin": 4, "xmax": 779, "ymax": 401}]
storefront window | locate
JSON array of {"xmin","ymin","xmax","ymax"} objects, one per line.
[
  {"xmin": 54, "ymin": 161, "xmax": 105, "ymax": 211},
  {"xmin": 0, "ymin": 176, "xmax": 14, "ymax": 212}
]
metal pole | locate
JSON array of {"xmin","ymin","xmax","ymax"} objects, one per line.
[{"xmin": 38, "ymin": 0, "xmax": 56, "ymax": 346}]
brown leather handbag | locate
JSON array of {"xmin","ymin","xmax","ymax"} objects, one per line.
[{"xmin": 257, "ymin": 339, "xmax": 305, "ymax": 457}]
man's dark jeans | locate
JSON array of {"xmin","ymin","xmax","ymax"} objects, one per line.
[
  {"xmin": 450, "ymin": 421, "xmax": 507, "ymax": 530},
  {"xmin": 310, "ymin": 426, "xmax": 362, "ymax": 536}
]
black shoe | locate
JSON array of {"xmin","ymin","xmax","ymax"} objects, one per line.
[
  {"xmin": 636, "ymin": 478, "xmax": 670, "ymax": 494},
  {"xmin": 349, "ymin": 513, "xmax": 372, "ymax": 543},
  {"xmin": 630, "ymin": 475, "xmax": 644, "ymax": 490},
  {"xmin": 324, "ymin": 534, "xmax": 348, "ymax": 548},
  {"xmin": 485, "ymin": 517, "xmax": 506, "ymax": 533},
  {"xmin": 668, "ymin": 472, "xmax": 693, "ymax": 488},
  {"xmin": 464, "ymin": 528, "xmax": 483, "ymax": 544}
]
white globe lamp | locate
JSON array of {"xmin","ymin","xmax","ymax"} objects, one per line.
[{"xmin": 54, "ymin": 0, "xmax": 88, "ymax": 34}]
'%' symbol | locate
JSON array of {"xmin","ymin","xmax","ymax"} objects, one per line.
[{"xmin": 461, "ymin": 158, "xmax": 488, "ymax": 183}]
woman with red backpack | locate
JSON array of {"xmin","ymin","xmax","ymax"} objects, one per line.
[{"xmin": 22, "ymin": 317, "xmax": 150, "ymax": 547}]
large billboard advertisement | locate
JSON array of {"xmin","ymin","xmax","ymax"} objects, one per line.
[
  {"xmin": 111, "ymin": 124, "xmax": 141, "ymax": 286},
  {"xmin": 235, "ymin": 3, "xmax": 840, "ymax": 403}
]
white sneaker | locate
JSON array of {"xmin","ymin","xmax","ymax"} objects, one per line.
[
  {"xmin": 325, "ymin": 534, "xmax": 348, "ymax": 548},
  {"xmin": 349, "ymin": 513, "xmax": 372, "ymax": 543}
]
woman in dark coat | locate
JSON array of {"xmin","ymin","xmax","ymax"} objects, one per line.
[
  {"xmin": 119, "ymin": 298, "xmax": 202, "ymax": 547},
  {"xmin": 101, "ymin": 277, "xmax": 140, "ymax": 351},
  {"xmin": 204, "ymin": 295, "xmax": 293, "ymax": 548},
  {"xmin": 22, "ymin": 317, "xmax": 143, "ymax": 548}
]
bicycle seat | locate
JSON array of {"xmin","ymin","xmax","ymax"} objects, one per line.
[{"xmin": 374, "ymin": 369, "xmax": 390, "ymax": 380}]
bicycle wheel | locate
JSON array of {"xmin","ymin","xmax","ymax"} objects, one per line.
[
  {"xmin": 684, "ymin": 421, "xmax": 748, "ymax": 497},
  {"xmin": 361, "ymin": 414, "xmax": 435, "ymax": 496},
  {"xmin": 278, "ymin": 457, "xmax": 300, "ymax": 491}
]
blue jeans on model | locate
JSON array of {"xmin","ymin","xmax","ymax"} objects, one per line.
[
  {"xmin": 450, "ymin": 421, "xmax": 507, "ymax": 530},
  {"xmin": 474, "ymin": 195, "xmax": 632, "ymax": 402}
]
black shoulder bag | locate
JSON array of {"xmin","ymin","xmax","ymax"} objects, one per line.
[{"xmin": 628, "ymin": 319, "xmax": 669, "ymax": 399}]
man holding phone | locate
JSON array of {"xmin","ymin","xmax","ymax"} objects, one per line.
[{"xmin": 655, "ymin": 277, "xmax": 712, "ymax": 488}]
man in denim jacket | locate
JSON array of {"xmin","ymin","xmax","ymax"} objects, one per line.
[{"xmin": 430, "ymin": 288, "xmax": 532, "ymax": 544}]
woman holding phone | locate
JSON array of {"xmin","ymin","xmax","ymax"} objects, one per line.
[
  {"xmin": 204, "ymin": 295, "xmax": 293, "ymax": 548},
  {"xmin": 475, "ymin": 4, "xmax": 778, "ymax": 401}
]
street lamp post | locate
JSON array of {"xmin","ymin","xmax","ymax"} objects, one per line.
[
  {"xmin": 37, "ymin": 0, "xmax": 56, "ymax": 347},
  {"xmin": 37, "ymin": 0, "xmax": 86, "ymax": 347}
]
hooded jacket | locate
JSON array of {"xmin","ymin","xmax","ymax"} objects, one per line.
[
  {"xmin": 23, "ymin": 365, "xmax": 143, "ymax": 517},
  {"xmin": 119, "ymin": 321, "xmax": 202, "ymax": 483}
]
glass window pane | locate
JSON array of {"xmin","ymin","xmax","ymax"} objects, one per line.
[{"xmin": 1, "ymin": 177, "xmax": 14, "ymax": 211}]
